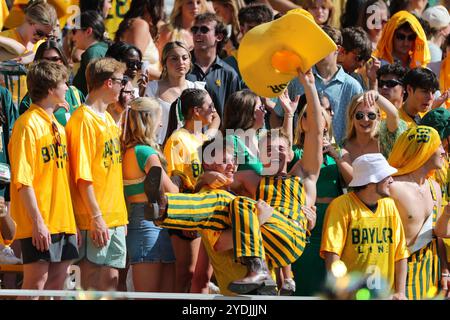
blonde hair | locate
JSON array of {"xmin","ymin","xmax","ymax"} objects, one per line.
[
  {"xmin": 344, "ymin": 93, "xmax": 380, "ymax": 142},
  {"xmin": 160, "ymin": 41, "xmax": 192, "ymax": 80},
  {"xmin": 122, "ymin": 97, "xmax": 166, "ymax": 167},
  {"xmin": 86, "ymin": 57, "xmax": 126, "ymax": 92},
  {"xmin": 25, "ymin": 0, "xmax": 58, "ymax": 27},
  {"xmin": 294, "ymin": 105, "xmax": 332, "ymax": 148},
  {"xmin": 170, "ymin": 0, "xmax": 209, "ymax": 29}
]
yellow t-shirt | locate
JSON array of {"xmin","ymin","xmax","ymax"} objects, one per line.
[
  {"xmin": 201, "ymin": 230, "xmax": 247, "ymax": 296},
  {"xmin": 66, "ymin": 105, "xmax": 128, "ymax": 230},
  {"xmin": 8, "ymin": 104, "xmax": 76, "ymax": 239},
  {"xmin": 163, "ymin": 128, "xmax": 206, "ymax": 191},
  {"xmin": 0, "ymin": 28, "xmax": 43, "ymax": 104},
  {"xmin": 320, "ymin": 192, "xmax": 409, "ymax": 291}
]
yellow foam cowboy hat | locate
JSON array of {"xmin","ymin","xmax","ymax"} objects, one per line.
[{"xmin": 238, "ymin": 9, "xmax": 337, "ymax": 98}]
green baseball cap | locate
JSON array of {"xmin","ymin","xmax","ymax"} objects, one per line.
[{"xmin": 420, "ymin": 108, "xmax": 450, "ymax": 141}]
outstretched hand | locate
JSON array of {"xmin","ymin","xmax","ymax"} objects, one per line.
[{"xmin": 279, "ymin": 89, "xmax": 300, "ymax": 116}]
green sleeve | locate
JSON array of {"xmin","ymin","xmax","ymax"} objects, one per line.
[
  {"xmin": 0, "ymin": 87, "xmax": 18, "ymax": 201},
  {"xmin": 379, "ymin": 119, "xmax": 408, "ymax": 159},
  {"xmin": 19, "ymin": 93, "xmax": 31, "ymax": 116},
  {"xmin": 135, "ymin": 145, "xmax": 158, "ymax": 172}
]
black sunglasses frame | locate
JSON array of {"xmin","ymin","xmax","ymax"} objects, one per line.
[{"xmin": 355, "ymin": 111, "xmax": 377, "ymax": 121}]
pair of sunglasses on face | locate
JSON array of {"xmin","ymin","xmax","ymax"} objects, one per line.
[
  {"xmin": 355, "ymin": 111, "xmax": 377, "ymax": 121},
  {"xmin": 395, "ymin": 32, "xmax": 416, "ymax": 41},
  {"xmin": 378, "ymin": 79, "xmax": 402, "ymax": 88},
  {"xmin": 126, "ymin": 60, "xmax": 143, "ymax": 70},
  {"xmin": 191, "ymin": 26, "xmax": 212, "ymax": 34}
]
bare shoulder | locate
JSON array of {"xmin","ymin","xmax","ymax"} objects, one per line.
[{"xmin": 130, "ymin": 18, "xmax": 150, "ymax": 31}]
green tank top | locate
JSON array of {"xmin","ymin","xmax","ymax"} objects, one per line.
[
  {"xmin": 226, "ymin": 134, "xmax": 262, "ymax": 175},
  {"xmin": 123, "ymin": 145, "xmax": 158, "ymax": 197},
  {"xmin": 288, "ymin": 146, "xmax": 342, "ymax": 198}
]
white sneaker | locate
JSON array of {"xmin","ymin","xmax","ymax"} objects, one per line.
[
  {"xmin": 0, "ymin": 246, "xmax": 22, "ymax": 264},
  {"xmin": 279, "ymin": 278, "xmax": 296, "ymax": 296},
  {"xmin": 208, "ymin": 281, "xmax": 221, "ymax": 294}
]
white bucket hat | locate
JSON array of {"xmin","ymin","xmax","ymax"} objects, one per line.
[
  {"xmin": 349, "ymin": 153, "xmax": 398, "ymax": 187},
  {"xmin": 422, "ymin": 5, "xmax": 450, "ymax": 30}
]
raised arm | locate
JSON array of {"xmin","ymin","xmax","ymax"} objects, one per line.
[
  {"xmin": 298, "ymin": 69, "xmax": 323, "ymax": 180},
  {"xmin": 365, "ymin": 90, "xmax": 400, "ymax": 133},
  {"xmin": 279, "ymin": 89, "xmax": 300, "ymax": 146}
]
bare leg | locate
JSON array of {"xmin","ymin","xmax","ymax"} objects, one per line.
[
  {"xmin": 19, "ymin": 261, "xmax": 49, "ymax": 300},
  {"xmin": 97, "ymin": 266, "xmax": 119, "ymax": 291},
  {"xmin": 190, "ymin": 241, "xmax": 213, "ymax": 293},
  {"xmin": 160, "ymin": 263, "xmax": 175, "ymax": 292},
  {"xmin": 78, "ymin": 258, "xmax": 100, "ymax": 290},
  {"xmin": 132, "ymin": 263, "xmax": 163, "ymax": 292},
  {"xmin": 170, "ymin": 235, "xmax": 201, "ymax": 293}
]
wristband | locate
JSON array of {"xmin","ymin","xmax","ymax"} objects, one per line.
[
  {"xmin": 285, "ymin": 113, "xmax": 294, "ymax": 118},
  {"xmin": 92, "ymin": 213, "xmax": 102, "ymax": 219},
  {"xmin": 442, "ymin": 273, "xmax": 449, "ymax": 277}
]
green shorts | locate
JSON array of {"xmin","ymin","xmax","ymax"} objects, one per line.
[{"xmin": 77, "ymin": 226, "xmax": 127, "ymax": 269}]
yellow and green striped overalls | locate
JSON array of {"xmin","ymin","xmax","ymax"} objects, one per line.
[
  {"xmin": 158, "ymin": 175, "xmax": 308, "ymax": 268},
  {"xmin": 405, "ymin": 179, "xmax": 440, "ymax": 300}
]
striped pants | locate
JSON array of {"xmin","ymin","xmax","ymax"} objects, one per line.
[
  {"xmin": 406, "ymin": 238, "xmax": 439, "ymax": 300},
  {"xmin": 158, "ymin": 190, "xmax": 306, "ymax": 268}
]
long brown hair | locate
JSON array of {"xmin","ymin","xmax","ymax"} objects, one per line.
[{"xmin": 222, "ymin": 89, "xmax": 259, "ymax": 132}]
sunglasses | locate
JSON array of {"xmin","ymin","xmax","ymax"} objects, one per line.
[
  {"xmin": 191, "ymin": 26, "xmax": 211, "ymax": 34},
  {"xmin": 395, "ymin": 32, "xmax": 416, "ymax": 41},
  {"xmin": 355, "ymin": 111, "xmax": 377, "ymax": 121},
  {"xmin": 126, "ymin": 60, "xmax": 143, "ymax": 70},
  {"xmin": 111, "ymin": 77, "xmax": 128, "ymax": 87},
  {"xmin": 51, "ymin": 121, "xmax": 62, "ymax": 147},
  {"xmin": 121, "ymin": 90, "xmax": 134, "ymax": 96},
  {"xmin": 44, "ymin": 56, "xmax": 63, "ymax": 62},
  {"xmin": 352, "ymin": 51, "xmax": 369, "ymax": 62},
  {"xmin": 378, "ymin": 79, "xmax": 402, "ymax": 88},
  {"xmin": 34, "ymin": 28, "xmax": 50, "ymax": 39}
]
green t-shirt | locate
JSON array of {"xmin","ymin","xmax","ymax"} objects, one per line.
[
  {"xmin": 19, "ymin": 86, "xmax": 85, "ymax": 126},
  {"xmin": 72, "ymin": 41, "xmax": 109, "ymax": 96},
  {"xmin": 0, "ymin": 86, "xmax": 18, "ymax": 200}
]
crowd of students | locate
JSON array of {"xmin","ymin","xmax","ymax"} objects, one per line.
[{"xmin": 0, "ymin": 0, "xmax": 449, "ymax": 300}]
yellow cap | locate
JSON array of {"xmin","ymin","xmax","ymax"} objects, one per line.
[{"xmin": 238, "ymin": 10, "xmax": 337, "ymax": 97}]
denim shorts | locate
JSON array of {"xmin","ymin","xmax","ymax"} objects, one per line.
[{"xmin": 126, "ymin": 203, "xmax": 175, "ymax": 264}]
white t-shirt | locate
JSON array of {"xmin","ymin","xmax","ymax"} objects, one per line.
[{"xmin": 144, "ymin": 80, "xmax": 206, "ymax": 144}]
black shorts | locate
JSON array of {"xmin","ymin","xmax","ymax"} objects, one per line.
[
  {"xmin": 167, "ymin": 229, "xmax": 200, "ymax": 241},
  {"xmin": 20, "ymin": 233, "xmax": 79, "ymax": 264}
]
